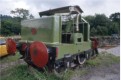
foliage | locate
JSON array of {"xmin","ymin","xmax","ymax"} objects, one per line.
[
  {"xmin": 29, "ymin": 14, "xmax": 34, "ymax": 19},
  {"xmin": 90, "ymin": 27, "xmax": 97, "ymax": 36},
  {"xmin": 96, "ymin": 26, "xmax": 108, "ymax": 35},
  {"xmin": 11, "ymin": 8, "xmax": 34, "ymax": 19},
  {"xmin": 84, "ymin": 15, "xmax": 95, "ymax": 27},
  {"xmin": 0, "ymin": 8, "xmax": 34, "ymax": 36},
  {"xmin": 84, "ymin": 13, "xmax": 120, "ymax": 36},
  {"xmin": 108, "ymin": 22, "xmax": 120, "ymax": 35},
  {"xmin": 109, "ymin": 12, "xmax": 120, "ymax": 35},
  {"xmin": 0, "ymin": 15, "xmax": 21, "ymax": 36},
  {"xmin": 109, "ymin": 12, "xmax": 120, "ymax": 24},
  {"xmin": 11, "ymin": 8, "xmax": 29, "ymax": 19}
]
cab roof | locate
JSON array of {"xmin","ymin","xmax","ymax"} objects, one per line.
[{"xmin": 39, "ymin": 5, "xmax": 83, "ymax": 17}]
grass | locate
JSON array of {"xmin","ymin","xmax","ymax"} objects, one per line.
[
  {"xmin": 1, "ymin": 65, "xmax": 37, "ymax": 80},
  {"xmin": 0, "ymin": 53, "xmax": 120, "ymax": 80},
  {"xmin": 85, "ymin": 53, "xmax": 120, "ymax": 67},
  {"xmin": 61, "ymin": 69, "xmax": 88, "ymax": 80},
  {"xmin": 0, "ymin": 65, "xmax": 62, "ymax": 80},
  {"xmin": 0, "ymin": 52, "xmax": 21, "ymax": 63}
]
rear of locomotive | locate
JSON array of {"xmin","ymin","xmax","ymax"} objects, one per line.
[{"xmin": 6, "ymin": 6, "xmax": 98, "ymax": 71}]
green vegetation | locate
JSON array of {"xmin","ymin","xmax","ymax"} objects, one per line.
[
  {"xmin": 0, "ymin": 53, "xmax": 119, "ymax": 80},
  {"xmin": 1, "ymin": 65, "xmax": 37, "ymax": 80},
  {"xmin": 0, "ymin": 11, "xmax": 120, "ymax": 36},
  {"xmin": 84, "ymin": 13, "xmax": 120, "ymax": 36},
  {"xmin": 1, "ymin": 65, "xmax": 61, "ymax": 80},
  {"xmin": 11, "ymin": 8, "xmax": 34, "ymax": 19},
  {"xmin": 85, "ymin": 53, "xmax": 120, "ymax": 66},
  {"xmin": 0, "ymin": 17, "xmax": 21, "ymax": 36},
  {"xmin": 0, "ymin": 8, "xmax": 34, "ymax": 36},
  {"xmin": 0, "ymin": 52, "xmax": 21, "ymax": 63}
]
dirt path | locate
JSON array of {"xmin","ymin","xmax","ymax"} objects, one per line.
[
  {"xmin": 98, "ymin": 45, "xmax": 120, "ymax": 56},
  {"xmin": 71, "ymin": 63, "xmax": 120, "ymax": 80}
]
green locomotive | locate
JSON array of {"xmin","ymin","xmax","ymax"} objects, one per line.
[{"xmin": 6, "ymin": 6, "xmax": 98, "ymax": 72}]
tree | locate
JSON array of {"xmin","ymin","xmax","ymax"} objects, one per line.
[
  {"xmin": 29, "ymin": 14, "xmax": 34, "ymax": 19},
  {"xmin": 94, "ymin": 14, "xmax": 110, "ymax": 28},
  {"xmin": 84, "ymin": 14, "xmax": 110, "ymax": 36},
  {"xmin": 84, "ymin": 15, "xmax": 95, "ymax": 29},
  {"xmin": 11, "ymin": 8, "xmax": 34, "ymax": 19},
  {"xmin": 97, "ymin": 26, "xmax": 108, "ymax": 36},
  {"xmin": 109, "ymin": 12, "xmax": 120, "ymax": 35},
  {"xmin": 108, "ymin": 22, "xmax": 119, "ymax": 35},
  {"xmin": 109, "ymin": 12, "xmax": 120, "ymax": 24},
  {"xmin": 90, "ymin": 27, "xmax": 97, "ymax": 36},
  {"xmin": 0, "ymin": 15, "xmax": 21, "ymax": 36}
]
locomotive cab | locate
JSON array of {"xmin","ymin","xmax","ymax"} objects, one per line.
[{"xmin": 61, "ymin": 13, "xmax": 90, "ymax": 44}]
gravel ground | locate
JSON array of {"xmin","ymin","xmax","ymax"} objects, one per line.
[
  {"xmin": 98, "ymin": 45, "xmax": 120, "ymax": 56},
  {"xmin": 0, "ymin": 59, "xmax": 25, "ymax": 72},
  {"xmin": 71, "ymin": 45, "xmax": 120, "ymax": 80},
  {"xmin": 71, "ymin": 63, "xmax": 120, "ymax": 80}
]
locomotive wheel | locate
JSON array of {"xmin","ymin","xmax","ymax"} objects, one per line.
[
  {"xmin": 85, "ymin": 50, "xmax": 93, "ymax": 60},
  {"xmin": 53, "ymin": 62, "xmax": 68, "ymax": 77},
  {"xmin": 54, "ymin": 65, "xmax": 67, "ymax": 74},
  {"xmin": 76, "ymin": 54, "xmax": 86, "ymax": 65},
  {"xmin": 6, "ymin": 38, "xmax": 16, "ymax": 55},
  {"xmin": 85, "ymin": 53, "xmax": 89, "ymax": 60},
  {"xmin": 21, "ymin": 43, "xmax": 28, "ymax": 52},
  {"xmin": 30, "ymin": 41, "xmax": 48, "ymax": 68},
  {"xmin": 19, "ymin": 43, "xmax": 28, "ymax": 56}
]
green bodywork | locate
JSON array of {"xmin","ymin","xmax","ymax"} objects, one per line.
[
  {"xmin": 21, "ymin": 16, "xmax": 61, "ymax": 43},
  {"xmin": 21, "ymin": 15, "xmax": 91, "ymax": 59}
]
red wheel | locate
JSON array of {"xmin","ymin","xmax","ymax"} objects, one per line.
[
  {"xmin": 19, "ymin": 43, "xmax": 28, "ymax": 55},
  {"xmin": 21, "ymin": 43, "xmax": 28, "ymax": 52},
  {"xmin": 30, "ymin": 41, "xmax": 48, "ymax": 68},
  {"xmin": 6, "ymin": 38, "xmax": 16, "ymax": 55}
]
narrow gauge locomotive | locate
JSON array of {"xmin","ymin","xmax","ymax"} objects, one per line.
[{"xmin": 6, "ymin": 6, "xmax": 98, "ymax": 72}]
